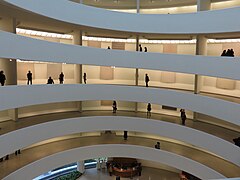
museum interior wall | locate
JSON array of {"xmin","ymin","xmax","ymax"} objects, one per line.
[
  {"xmin": 0, "ymin": 31, "xmax": 238, "ymax": 123},
  {"xmin": 15, "ymin": 33, "xmax": 240, "ymax": 97}
]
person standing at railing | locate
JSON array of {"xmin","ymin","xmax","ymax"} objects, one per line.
[
  {"xmin": 112, "ymin": 101, "xmax": 117, "ymax": 113},
  {"xmin": 147, "ymin": 103, "xmax": 151, "ymax": 118},
  {"xmin": 83, "ymin": 73, "xmax": 87, "ymax": 84},
  {"xmin": 145, "ymin": 74, "xmax": 150, "ymax": 87},
  {"xmin": 27, "ymin": 70, "xmax": 32, "ymax": 85},
  {"xmin": 59, "ymin": 72, "xmax": 64, "ymax": 84},
  {"xmin": 144, "ymin": 47, "xmax": 147, "ymax": 52},
  {"xmin": 180, "ymin": 109, "xmax": 187, "ymax": 126},
  {"xmin": 124, "ymin": 131, "xmax": 128, "ymax": 140},
  {"xmin": 139, "ymin": 44, "xmax": 142, "ymax": 52}
]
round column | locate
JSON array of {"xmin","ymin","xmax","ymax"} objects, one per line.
[
  {"xmin": 0, "ymin": 17, "xmax": 17, "ymax": 85},
  {"xmin": 194, "ymin": 0, "xmax": 211, "ymax": 120},
  {"xmin": 0, "ymin": 17, "xmax": 18, "ymax": 121},
  {"xmin": 73, "ymin": 30, "xmax": 83, "ymax": 112},
  {"xmin": 77, "ymin": 161, "xmax": 85, "ymax": 174}
]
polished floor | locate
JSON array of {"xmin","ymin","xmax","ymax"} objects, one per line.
[
  {"xmin": 78, "ymin": 167, "xmax": 179, "ymax": 180},
  {"xmin": 0, "ymin": 133, "xmax": 240, "ymax": 179}
]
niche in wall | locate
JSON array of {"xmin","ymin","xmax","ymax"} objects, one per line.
[
  {"xmin": 163, "ymin": 44, "xmax": 177, "ymax": 54},
  {"xmin": 17, "ymin": 62, "xmax": 35, "ymax": 80},
  {"xmin": 112, "ymin": 42, "xmax": 125, "ymax": 50},
  {"xmin": 47, "ymin": 63, "xmax": 62, "ymax": 79},
  {"xmin": 100, "ymin": 66, "xmax": 114, "ymax": 80},
  {"xmin": 62, "ymin": 64, "xmax": 74, "ymax": 79},
  {"xmin": 99, "ymin": 42, "xmax": 125, "ymax": 81},
  {"xmin": 216, "ymin": 78, "xmax": 236, "ymax": 90},
  {"xmin": 160, "ymin": 72, "xmax": 176, "ymax": 83},
  {"xmin": 34, "ymin": 63, "xmax": 47, "ymax": 79},
  {"xmin": 162, "ymin": 44, "xmax": 177, "ymax": 83},
  {"xmin": 88, "ymin": 40, "xmax": 101, "ymax": 48}
]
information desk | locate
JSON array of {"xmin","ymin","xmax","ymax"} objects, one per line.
[{"xmin": 112, "ymin": 166, "xmax": 139, "ymax": 178}]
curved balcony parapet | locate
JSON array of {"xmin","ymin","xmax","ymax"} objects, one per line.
[
  {"xmin": 2, "ymin": 0, "xmax": 240, "ymax": 34},
  {"xmin": 2, "ymin": 145, "xmax": 226, "ymax": 180},
  {"xmin": 0, "ymin": 84, "xmax": 239, "ymax": 126},
  {"xmin": 1, "ymin": 31, "xmax": 240, "ymax": 80},
  {"xmin": 0, "ymin": 116, "xmax": 239, "ymax": 167}
]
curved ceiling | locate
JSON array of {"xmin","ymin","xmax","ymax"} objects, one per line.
[
  {"xmin": 3, "ymin": 145, "xmax": 225, "ymax": 180},
  {"xmin": 2, "ymin": 0, "xmax": 240, "ymax": 34}
]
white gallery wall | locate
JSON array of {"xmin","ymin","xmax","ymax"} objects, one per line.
[{"xmin": 15, "ymin": 34, "xmax": 240, "ymax": 97}]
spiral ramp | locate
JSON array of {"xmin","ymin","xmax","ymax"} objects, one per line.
[{"xmin": 0, "ymin": 0, "xmax": 240, "ymax": 179}]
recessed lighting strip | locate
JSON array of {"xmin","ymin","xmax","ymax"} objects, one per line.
[{"xmin": 16, "ymin": 28, "xmax": 240, "ymax": 44}]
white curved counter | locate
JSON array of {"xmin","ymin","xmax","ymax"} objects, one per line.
[
  {"xmin": 0, "ymin": 84, "xmax": 240, "ymax": 126},
  {"xmin": 3, "ymin": 0, "xmax": 240, "ymax": 34},
  {"xmin": 1, "ymin": 31, "xmax": 240, "ymax": 80},
  {"xmin": 0, "ymin": 116, "xmax": 239, "ymax": 167},
  {"xmin": 3, "ymin": 145, "xmax": 225, "ymax": 180}
]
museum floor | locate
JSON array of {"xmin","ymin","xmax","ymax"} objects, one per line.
[{"xmin": 77, "ymin": 167, "xmax": 179, "ymax": 180}]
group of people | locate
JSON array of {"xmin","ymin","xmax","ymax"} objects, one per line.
[
  {"xmin": 139, "ymin": 44, "xmax": 148, "ymax": 52},
  {"xmin": 2, "ymin": 69, "xmax": 151, "ymax": 89},
  {"xmin": 0, "ymin": 70, "xmax": 88, "ymax": 86},
  {"xmin": 112, "ymin": 101, "xmax": 152, "ymax": 119},
  {"xmin": 0, "ymin": 149, "xmax": 21, "ymax": 163},
  {"xmin": 112, "ymin": 101, "xmax": 186, "ymax": 125},
  {"xmin": 221, "ymin": 49, "xmax": 235, "ymax": 57}
]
